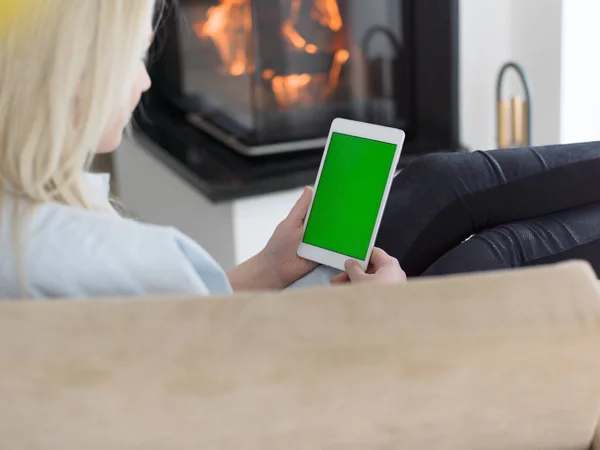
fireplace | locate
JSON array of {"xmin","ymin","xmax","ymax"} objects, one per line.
[{"xmin": 150, "ymin": 0, "xmax": 459, "ymax": 157}]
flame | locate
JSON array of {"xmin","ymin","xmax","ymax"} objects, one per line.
[
  {"xmin": 282, "ymin": 0, "xmax": 307, "ymax": 50},
  {"xmin": 193, "ymin": 0, "xmax": 250, "ymax": 76},
  {"xmin": 262, "ymin": 69, "xmax": 275, "ymax": 80},
  {"xmin": 282, "ymin": 23, "xmax": 307, "ymax": 50},
  {"xmin": 305, "ymin": 43, "xmax": 318, "ymax": 54},
  {"xmin": 195, "ymin": 0, "xmax": 348, "ymax": 108},
  {"xmin": 282, "ymin": 0, "xmax": 343, "ymax": 53},
  {"xmin": 324, "ymin": 48, "xmax": 350, "ymax": 97},
  {"xmin": 278, "ymin": 0, "xmax": 347, "ymax": 108},
  {"xmin": 312, "ymin": 0, "xmax": 343, "ymax": 32},
  {"xmin": 272, "ymin": 74, "xmax": 313, "ymax": 108}
]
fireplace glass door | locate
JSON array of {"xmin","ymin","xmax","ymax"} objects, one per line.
[{"xmin": 175, "ymin": 0, "xmax": 409, "ymax": 155}]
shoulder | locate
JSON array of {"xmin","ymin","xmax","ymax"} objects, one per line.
[
  {"xmin": 30, "ymin": 201, "xmax": 182, "ymax": 251},
  {"xmin": 0, "ymin": 201, "xmax": 231, "ymax": 298}
]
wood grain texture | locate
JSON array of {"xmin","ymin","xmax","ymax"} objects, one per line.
[
  {"xmin": 1, "ymin": 262, "xmax": 600, "ymax": 449},
  {"xmin": 512, "ymin": 96, "xmax": 525, "ymax": 147},
  {"xmin": 498, "ymin": 99, "xmax": 512, "ymax": 148}
]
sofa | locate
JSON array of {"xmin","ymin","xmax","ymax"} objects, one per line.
[{"xmin": 1, "ymin": 261, "xmax": 600, "ymax": 449}]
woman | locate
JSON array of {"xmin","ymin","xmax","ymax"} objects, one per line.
[
  {"xmin": 5, "ymin": 0, "xmax": 600, "ymax": 299},
  {"xmin": 0, "ymin": 0, "xmax": 405, "ymax": 299}
]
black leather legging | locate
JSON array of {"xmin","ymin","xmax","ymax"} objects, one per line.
[{"xmin": 376, "ymin": 141, "xmax": 600, "ymax": 277}]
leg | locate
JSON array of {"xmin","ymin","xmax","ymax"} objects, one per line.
[
  {"xmin": 376, "ymin": 142, "xmax": 600, "ymax": 276},
  {"xmin": 423, "ymin": 202, "xmax": 600, "ymax": 277}
]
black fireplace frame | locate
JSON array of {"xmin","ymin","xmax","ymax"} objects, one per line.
[
  {"xmin": 407, "ymin": 0, "xmax": 460, "ymax": 154},
  {"xmin": 149, "ymin": 0, "xmax": 460, "ymax": 157}
]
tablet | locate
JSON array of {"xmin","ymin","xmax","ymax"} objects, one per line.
[{"xmin": 297, "ymin": 118, "xmax": 405, "ymax": 271}]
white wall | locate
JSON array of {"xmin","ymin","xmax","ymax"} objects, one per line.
[
  {"xmin": 459, "ymin": 0, "xmax": 563, "ymax": 150},
  {"xmin": 510, "ymin": 0, "xmax": 562, "ymax": 146},
  {"xmin": 559, "ymin": 0, "xmax": 600, "ymax": 144},
  {"xmin": 459, "ymin": 0, "xmax": 512, "ymax": 151},
  {"xmin": 460, "ymin": 0, "xmax": 600, "ymax": 150}
]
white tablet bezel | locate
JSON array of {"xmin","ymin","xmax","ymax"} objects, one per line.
[{"xmin": 297, "ymin": 118, "xmax": 405, "ymax": 271}]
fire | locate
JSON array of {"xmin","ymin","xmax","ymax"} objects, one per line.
[
  {"xmin": 305, "ymin": 44, "xmax": 318, "ymax": 54},
  {"xmin": 196, "ymin": 0, "xmax": 348, "ymax": 108},
  {"xmin": 312, "ymin": 0, "xmax": 343, "ymax": 32},
  {"xmin": 193, "ymin": 0, "xmax": 251, "ymax": 76},
  {"xmin": 282, "ymin": 0, "xmax": 306, "ymax": 50},
  {"xmin": 323, "ymin": 49, "xmax": 350, "ymax": 99},
  {"xmin": 282, "ymin": 0, "xmax": 343, "ymax": 52},
  {"xmin": 272, "ymin": 73, "xmax": 313, "ymax": 108}
]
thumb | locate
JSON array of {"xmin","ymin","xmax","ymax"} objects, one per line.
[
  {"xmin": 344, "ymin": 260, "xmax": 368, "ymax": 282},
  {"xmin": 330, "ymin": 272, "xmax": 350, "ymax": 285},
  {"xmin": 369, "ymin": 247, "xmax": 394, "ymax": 269},
  {"xmin": 287, "ymin": 186, "xmax": 313, "ymax": 225}
]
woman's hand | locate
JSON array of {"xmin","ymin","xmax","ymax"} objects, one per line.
[
  {"xmin": 227, "ymin": 187, "xmax": 318, "ymax": 291},
  {"xmin": 260, "ymin": 187, "xmax": 319, "ymax": 288},
  {"xmin": 330, "ymin": 248, "xmax": 406, "ymax": 285}
]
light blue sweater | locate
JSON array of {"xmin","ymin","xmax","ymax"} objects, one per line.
[{"xmin": 0, "ymin": 174, "xmax": 232, "ymax": 299}]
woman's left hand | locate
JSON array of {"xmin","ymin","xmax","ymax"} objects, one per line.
[
  {"xmin": 260, "ymin": 187, "xmax": 318, "ymax": 288},
  {"xmin": 227, "ymin": 187, "xmax": 318, "ymax": 291}
]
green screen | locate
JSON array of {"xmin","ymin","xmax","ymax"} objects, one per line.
[{"xmin": 302, "ymin": 132, "xmax": 397, "ymax": 259}]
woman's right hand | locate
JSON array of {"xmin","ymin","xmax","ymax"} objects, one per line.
[{"xmin": 330, "ymin": 247, "xmax": 407, "ymax": 285}]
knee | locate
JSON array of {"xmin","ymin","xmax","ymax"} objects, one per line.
[
  {"xmin": 399, "ymin": 152, "xmax": 457, "ymax": 187},
  {"xmin": 385, "ymin": 152, "xmax": 462, "ymax": 219}
]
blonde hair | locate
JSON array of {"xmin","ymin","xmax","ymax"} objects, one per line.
[{"xmin": 0, "ymin": 0, "xmax": 157, "ymax": 210}]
